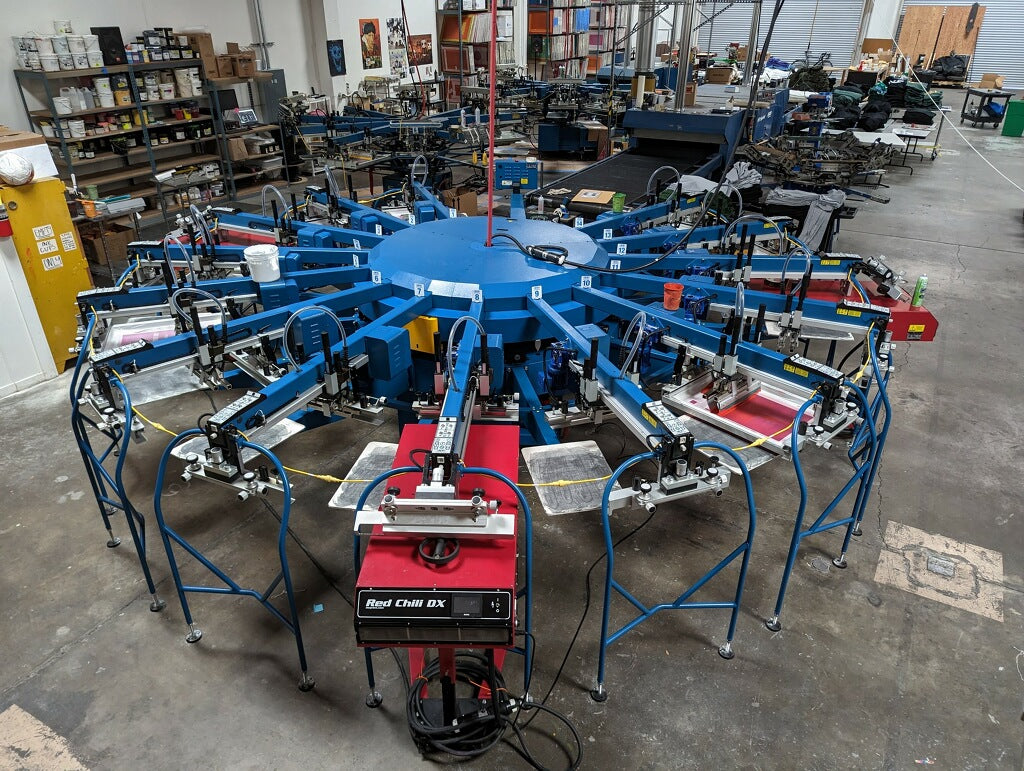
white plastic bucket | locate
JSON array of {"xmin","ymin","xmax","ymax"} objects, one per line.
[
  {"xmin": 57, "ymin": 53, "xmax": 74, "ymax": 70},
  {"xmin": 72, "ymin": 52, "xmax": 89, "ymax": 69},
  {"xmin": 35, "ymin": 36, "xmax": 55, "ymax": 55},
  {"xmin": 52, "ymin": 35, "xmax": 69, "ymax": 54},
  {"xmin": 243, "ymin": 244, "xmax": 281, "ymax": 283},
  {"xmin": 159, "ymin": 82, "xmax": 175, "ymax": 100},
  {"xmin": 87, "ymin": 51, "xmax": 104, "ymax": 67},
  {"xmin": 67, "ymin": 35, "xmax": 85, "ymax": 53},
  {"xmin": 53, "ymin": 20, "xmax": 73, "ymax": 35},
  {"xmin": 53, "ymin": 96, "xmax": 73, "ymax": 114},
  {"xmin": 93, "ymin": 76, "xmax": 112, "ymax": 94},
  {"xmin": 40, "ymin": 54, "xmax": 59, "ymax": 71},
  {"xmin": 68, "ymin": 119, "xmax": 86, "ymax": 138},
  {"xmin": 26, "ymin": 51, "xmax": 41, "ymax": 70},
  {"xmin": 84, "ymin": 34, "xmax": 100, "ymax": 52}
]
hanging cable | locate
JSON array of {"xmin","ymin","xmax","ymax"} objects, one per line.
[
  {"xmin": 446, "ymin": 315, "xmax": 487, "ymax": 391},
  {"xmin": 484, "ymin": 0, "xmax": 498, "ymax": 247}
]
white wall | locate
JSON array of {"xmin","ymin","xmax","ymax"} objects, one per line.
[
  {"xmin": 323, "ymin": 0, "xmax": 439, "ymax": 100},
  {"xmin": 1, "ymin": 0, "xmax": 314, "ymax": 131}
]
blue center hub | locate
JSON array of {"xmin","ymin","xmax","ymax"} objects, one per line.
[{"xmin": 369, "ymin": 216, "xmax": 607, "ymax": 303}]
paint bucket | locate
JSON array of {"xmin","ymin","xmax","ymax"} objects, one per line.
[
  {"xmin": 243, "ymin": 244, "xmax": 281, "ymax": 283},
  {"xmin": 159, "ymin": 82, "xmax": 175, "ymax": 100},
  {"xmin": 68, "ymin": 119, "xmax": 87, "ymax": 138},
  {"xmin": 94, "ymin": 76, "xmax": 112, "ymax": 94},
  {"xmin": 663, "ymin": 282, "xmax": 683, "ymax": 311},
  {"xmin": 53, "ymin": 96, "xmax": 73, "ymax": 114},
  {"xmin": 87, "ymin": 50, "xmax": 104, "ymax": 67},
  {"xmin": 34, "ymin": 36, "xmax": 55, "ymax": 55},
  {"xmin": 39, "ymin": 121, "xmax": 55, "ymax": 138},
  {"xmin": 147, "ymin": 86, "xmax": 160, "ymax": 102},
  {"xmin": 57, "ymin": 53, "xmax": 75, "ymax": 70},
  {"xmin": 67, "ymin": 35, "xmax": 86, "ymax": 53},
  {"xmin": 40, "ymin": 54, "xmax": 60, "ymax": 71},
  {"xmin": 53, "ymin": 20, "xmax": 73, "ymax": 35},
  {"xmin": 611, "ymin": 192, "xmax": 626, "ymax": 213},
  {"xmin": 72, "ymin": 52, "xmax": 90, "ymax": 69},
  {"xmin": 52, "ymin": 35, "xmax": 69, "ymax": 54},
  {"xmin": 84, "ymin": 34, "xmax": 100, "ymax": 52},
  {"xmin": 23, "ymin": 36, "xmax": 38, "ymax": 52},
  {"xmin": 26, "ymin": 51, "xmax": 41, "ymax": 70}
]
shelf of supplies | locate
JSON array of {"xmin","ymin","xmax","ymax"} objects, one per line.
[
  {"xmin": 15, "ymin": 59, "xmax": 203, "ymax": 81},
  {"xmin": 232, "ymin": 150, "xmax": 284, "ymax": 162},
  {"xmin": 31, "ymin": 105, "xmax": 121, "ymax": 121},
  {"xmin": 207, "ymin": 74, "xmax": 273, "ymax": 87},
  {"xmin": 214, "ymin": 124, "xmax": 280, "ymax": 138},
  {"xmin": 81, "ymin": 166, "xmax": 158, "ymax": 186},
  {"xmin": 142, "ymin": 96, "xmax": 208, "ymax": 108},
  {"xmin": 45, "ymin": 117, "xmax": 211, "ymax": 145}
]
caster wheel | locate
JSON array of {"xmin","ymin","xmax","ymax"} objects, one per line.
[
  {"xmin": 186, "ymin": 629, "xmax": 203, "ymax": 644},
  {"xmin": 365, "ymin": 691, "xmax": 383, "ymax": 708},
  {"xmin": 832, "ymin": 557, "xmax": 848, "ymax": 569},
  {"xmin": 106, "ymin": 537, "xmax": 121, "ymax": 548},
  {"xmin": 765, "ymin": 618, "xmax": 782, "ymax": 632},
  {"xmin": 589, "ymin": 688, "xmax": 608, "ymax": 703},
  {"xmin": 149, "ymin": 599, "xmax": 167, "ymax": 613},
  {"xmin": 299, "ymin": 674, "xmax": 316, "ymax": 692}
]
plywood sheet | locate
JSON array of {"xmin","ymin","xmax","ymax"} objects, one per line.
[
  {"xmin": 897, "ymin": 5, "xmax": 945, "ymax": 68},
  {"xmin": 933, "ymin": 4, "xmax": 985, "ymax": 63}
]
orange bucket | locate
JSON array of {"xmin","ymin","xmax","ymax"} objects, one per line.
[{"xmin": 663, "ymin": 282, "xmax": 683, "ymax": 311}]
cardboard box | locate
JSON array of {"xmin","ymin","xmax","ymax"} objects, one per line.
[
  {"xmin": 684, "ymin": 82, "xmax": 696, "ymax": 107},
  {"xmin": 0, "ymin": 125, "xmax": 58, "ymax": 178},
  {"xmin": 179, "ymin": 31, "xmax": 218, "ymax": 77},
  {"xmin": 571, "ymin": 189, "xmax": 615, "ymax": 205},
  {"xmin": 227, "ymin": 137, "xmax": 249, "ymax": 161},
  {"xmin": 215, "ymin": 55, "xmax": 235, "ymax": 78},
  {"xmin": 976, "ymin": 73, "xmax": 1005, "ymax": 89},
  {"xmin": 705, "ymin": 66, "xmax": 734, "ymax": 84},
  {"xmin": 82, "ymin": 223, "xmax": 134, "ymax": 266},
  {"xmin": 232, "ymin": 53, "xmax": 257, "ymax": 77},
  {"xmin": 441, "ymin": 185, "xmax": 478, "ymax": 216}
]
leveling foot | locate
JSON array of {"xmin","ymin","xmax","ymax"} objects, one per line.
[
  {"xmin": 365, "ymin": 690, "xmax": 383, "ymax": 708},
  {"xmin": 832, "ymin": 553, "xmax": 848, "ymax": 569},
  {"xmin": 149, "ymin": 595, "xmax": 166, "ymax": 612},
  {"xmin": 718, "ymin": 642, "xmax": 735, "ymax": 660},
  {"xmin": 589, "ymin": 684, "xmax": 608, "ymax": 703},
  {"xmin": 106, "ymin": 536, "xmax": 121, "ymax": 548},
  {"xmin": 185, "ymin": 624, "xmax": 203, "ymax": 644},
  {"xmin": 299, "ymin": 673, "xmax": 316, "ymax": 692},
  {"xmin": 852, "ymin": 526, "xmax": 863, "ymax": 537},
  {"xmin": 764, "ymin": 616, "xmax": 782, "ymax": 632}
]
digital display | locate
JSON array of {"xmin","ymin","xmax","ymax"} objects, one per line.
[{"xmin": 452, "ymin": 593, "xmax": 482, "ymax": 617}]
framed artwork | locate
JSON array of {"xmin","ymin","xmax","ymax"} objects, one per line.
[
  {"xmin": 409, "ymin": 34, "xmax": 433, "ymax": 67},
  {"xmin": 326, "ymin": 39, "xmax": 346, "ymax": 77},
  {"xmin": 386, "ymin": 17, "xmax": 409, "ymax": 77},
  {"xmin": 359, "ymin": 18, "xmax": 382, "ymax": 69}
]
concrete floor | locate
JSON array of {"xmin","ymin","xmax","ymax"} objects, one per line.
[{"xmin": 2, "ymin": 112, "xmax": 1023, "ymax": 770}]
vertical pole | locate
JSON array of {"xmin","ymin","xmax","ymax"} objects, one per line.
[
  {"xmin": 485, "ymin": 0, "xmax": 498, "ymax": 246},
  {"xmin": 673, "ymin": 0, "xmax": 696, "ymax": 110},
  {"xmin": 742, "ymin": 0, "xmax": 763, "ymax": 86}
]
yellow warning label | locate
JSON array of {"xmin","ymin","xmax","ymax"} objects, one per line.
[
  {"xmin": 837, "ymin": 308, "xmax": 862, "ymax": 317},
  {"xmin": 908, "ymin": 323, "xmax": 926, "ymax": 333},
  {"xmin": 784, "ymin": 363, "xmax": 809, "ymax": 378},
  {"xmin": 641, "ymin": 408, "xmax": 658, "ymax": 428},
  {"xmin": 820, "ymin": 259, "xmax": 841, "ymax": 266},
  {"xmin": 521, "ymin": 178, "xmax": 529, "ymax": 184}
]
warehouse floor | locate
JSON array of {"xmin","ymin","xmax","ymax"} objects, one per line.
[{"xmin": 2, "ymin": 117, "xmax": 1023, "ymax": 771}]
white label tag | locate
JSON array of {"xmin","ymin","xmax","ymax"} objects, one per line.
[
  {"xmin": 414, "ymin": 283, "xmax": 425, "ymax": 297},
  {"xmin": 37, "ymin": 238, "xmax": 59, "ymax": 255},
  {"xmin": 59, "ymin": 230, "xmax": 76, "ymax": 251},
  {"xmin": 408, "ymin": 214, "xmax": 416, "ymax": 225},
  {"xmin": 33, "ymin": 224, "xmax": 54, "ymax": 240},
  {"xmin": 580, "ymin": 275, "xmax": 592, "ymax": 288},
  {"xmin": 42, "ymin": 255, "xmax": 63, "ymax": 271},
  {"xmin": 375, "ymin": 224, "xmax": 383, "ymax": 235},
  {"xmin": 531, "ymin": 285, "xmax": 542, "ymax": 300},
  {"xmin": 610, "ymin": 259, "xmax": 621, "ymax": 270},
  {"xmin": 449, "ymin": 207, "xmax": 458, "ymax": 218},
  {"xmin": 371, "ymin": 270, "xmax": 382, "ymax": 284},
  {"xmin": 471, "ymin": 289, "xmax": 483, "ymax": 303},
  {"xmin": 574, "ymin": 217, "xmax": 584, "ymax": 228},
  {"xmin": 602, "ymin": 228, "xmax": 613, "ymax": 239},
  {"xmin": 353, "ymin": 238, "xmax": 361, "ymax": 249},
  {"xmin": 616, "ymin": 243, "xmax": 627, "ymax": 255}
]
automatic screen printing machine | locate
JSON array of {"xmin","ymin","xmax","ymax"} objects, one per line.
[{"xmin": 68, "ymin": 167, "xmax": 936, "ymax": 762}]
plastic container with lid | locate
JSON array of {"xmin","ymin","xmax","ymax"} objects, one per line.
[{"xmin": 244, "ymin": 244, "xmax": 281, "ymax": 283}]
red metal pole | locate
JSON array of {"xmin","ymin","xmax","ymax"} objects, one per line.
[{"xmin": 485, "ymin": 0, "xmax": 498, "ymax": 246}]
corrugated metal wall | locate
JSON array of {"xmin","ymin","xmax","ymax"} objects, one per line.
[
  {"xmin": 695, "ymin": 0, "xmax": 867, "ymax": 67},
  {"xmin": 900, "ymin": 1, "xmax": 1024, "ymax": 88}
]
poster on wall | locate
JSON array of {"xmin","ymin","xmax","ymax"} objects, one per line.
[
  {"xmin": 408, "ymin": 34, "xmax": 433, "ymax": 67},
  {"xmin": 326, "ymin": 39, "xmax": 346, "ymax": 76},
  {"xmin": 359, "ymin": 18, "xmax": 382, "ymax": 69},
  {"xmin": 386, "ymin": 17, "xmax": 409, "ymax": 78}
]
